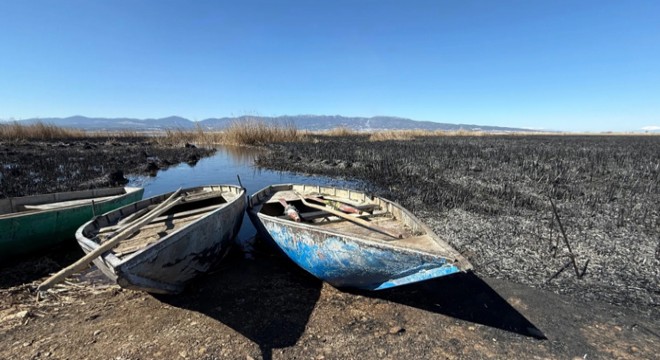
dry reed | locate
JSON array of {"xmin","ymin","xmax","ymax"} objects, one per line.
[
  {"xmin": 322, "ymin": 126, "xmax": 355, "ymax": 137},
  {"xmin": 0, "ymin": 122, "xmax": 87, "ymax": 141},
  {"xmin": 152, "ymin": 119, "xmax": 305, "ymax": 146},
  {"xmin": 221, "ymin": 119, "xmax": 304, "ymax": 145}
]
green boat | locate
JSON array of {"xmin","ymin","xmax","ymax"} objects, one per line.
[{"xmin": 0, "ymin": 187, "xmax": 144, "ymax": 262}]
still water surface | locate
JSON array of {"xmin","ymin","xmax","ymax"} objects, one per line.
[{"xmin": 128, "ymin": 145, "xmax": 362, "ymax": 245}]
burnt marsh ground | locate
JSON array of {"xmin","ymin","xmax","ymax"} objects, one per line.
[
  {"xmin": 0, "ymin": 137, "xmax": 214, "ymax": 198},
  {"xmin": 256, "ymin": 135, "xmax": 660, "ymax": 316}
]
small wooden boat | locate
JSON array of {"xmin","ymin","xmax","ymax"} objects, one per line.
[
  {"xmin": 0, "ymin": 187, "xmax": 144, "ymax": 261},
  {"xmin": 76, "ymin": 185, "xmax": 246, "ymax": 294},
  {"xmin": 248, "ymin": 184, "xmax": 472, "ymax": 290}
]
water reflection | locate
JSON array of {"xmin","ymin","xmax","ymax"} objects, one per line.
[
  {"xmin": 128, "ymin": 145, "xmax": 362, "ymax": 247},
  {"xmin": 217, "ymin": 144, "xmax": 265, "ymax": 164}
]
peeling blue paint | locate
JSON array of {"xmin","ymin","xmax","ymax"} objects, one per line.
[{"xmin": 260, "ymin": 218, "xmax": 461, "ymax": 290}]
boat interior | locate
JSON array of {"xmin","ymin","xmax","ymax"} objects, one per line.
[
  {"xmin": 258, "ymin": 188, "xmax": 448, "ymax": 249},
  {"xmin": 91, "ymin": 187, "xmax": 238, "ymax": 258}
]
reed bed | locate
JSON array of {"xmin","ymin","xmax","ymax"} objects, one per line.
[
  {"xmin": 154, "ymin": 125, "xmax": 221, "ymax": 146},
  {"xmin": 0, "ymin": 122, "xmax": 87, "ymax": 141},
  {"xmin": 4, "ymin": 121, "xmax": 655, "ymax": 145},
  {"xmin": 155, "ymin": 120, "xmax": 306, "ymax": 146},
  {"xmin": 368, "ymin": 130, "xmax": 474, "ymax": 141},
  {"xmin": 320, "ymin": 126, "xmax": 356, "ymax": 137},
  {"xmin": 368, "ymin": 129, "xmax": 660, "ymax": 141},
  {"xmin": 0, "ymin": 120, "xmax": 306, "ymax": 146},
  {"xmin": 220, "ymin": 119, "xmax": 305, "ymax": 145}
]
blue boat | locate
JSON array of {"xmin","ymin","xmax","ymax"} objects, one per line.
[{"xmin": 248, "ymin": 184, "xmax": 472, "ymax": 290}]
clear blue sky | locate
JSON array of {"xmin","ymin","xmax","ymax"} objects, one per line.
[{"xmin": 1, "ymin": 1, "xmax": 658, "ymax": 132}]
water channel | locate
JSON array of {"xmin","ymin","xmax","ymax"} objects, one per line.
[{"xmin": 128, "ymin": 145, "xmax": 363, "ymax": 247}]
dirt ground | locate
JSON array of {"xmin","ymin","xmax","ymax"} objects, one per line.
[
  {"xmin": 1, "ymin": 138, "xmax": 659, "ymax": 359},
  {"xmin": 1, "ymin": 246, "xmax": 658, "ymax": 360}
]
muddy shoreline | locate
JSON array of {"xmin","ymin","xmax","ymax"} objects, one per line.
[{"xmin": 1, "ymin": 136, "xmax": 658, "ymax": 359}]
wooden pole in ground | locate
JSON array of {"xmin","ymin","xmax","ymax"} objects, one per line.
[
  {"xmin": 296, "ymin": 193, "xmax": 402, "ymax": 239},
  {"xmin": 549, "ymin": 197, "xmax": 582, "ymax": 278},
  {"xmin": 38, "ymin": 189, "xmax": 183, "ymax": 291}
]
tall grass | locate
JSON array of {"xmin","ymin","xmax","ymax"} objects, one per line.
[
  {"xmin": 321, "ymin": 126, "xmax": 355, "ymax": 137},
  {"xmin": 0, "ymin": 120, "xmax": 305, "ymax": 146},
  {"xmin": 153, "ymin": 120, "xmax": 305, "ymax": 146},
  {"xmin": 222, "ymin": 119, "xmax": 304, "ymax": 145},
  {"xmin": 156, "ymin": 124, "xmax": 223, "ymax": 146},
  {"xmin": 369, "ymin": 130, "xmax": 425, "ymax": 141},
  {"xmin": 5, "ymin": 120, "xmax": 654, "ymax": 146},
  {"xmin": 0, "ymin": 121, "xmax": 87, "ymax": 141}
]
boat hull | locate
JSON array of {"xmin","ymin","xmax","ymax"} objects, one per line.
[
  {"xmin": 256, "ymin": 215, "xmax": 461, "ymax": 290},
  {"xmin": 77, "ymin": 185, "xmax": 246, "ymax": 294},
  {"xmin": 0, "ymin": 187, "xmax": 144, "ymax": 262}
]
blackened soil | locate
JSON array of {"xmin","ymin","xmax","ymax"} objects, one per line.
[
  {"xmin": 256, "ymin": 135, "xmax": 660, "ymax": 316},
  {"xmin": 0, "ymin": 137, "xmax": 214, "ymax": 198}
]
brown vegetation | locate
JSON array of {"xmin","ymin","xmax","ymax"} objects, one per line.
[
  {"xmin": 0, "ymin": 122, "xmax": 86, "ymax": 141},
  {"xmin": 0, "ymin": 120, "xmax": 306, "ymax": 146},
  {"xmin": 221, "ymin": 119, "xmax": 304, "ymax": 145},
  {"xmin": 321, "ymin": 126, "xmax": 355, "ymax": 137},
  {"xmin": 3, "ymin": 121, "xmax": 657, "ymax": 146},
  {"xmin": 367, "ymin": 129, "xmax": 486, "ymax": 141}
]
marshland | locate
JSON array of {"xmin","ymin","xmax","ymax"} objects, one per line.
[{"xmin": 0, "ymin": 122, "xmax": 658, "ymax": 359}]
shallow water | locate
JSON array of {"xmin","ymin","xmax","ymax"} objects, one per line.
[{"xmin": 128, "ymin": 145, "xmax": 362, "ymax": 246}]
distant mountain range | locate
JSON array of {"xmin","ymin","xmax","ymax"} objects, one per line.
[{"xmin": 5, "ymin": 115, "xmax": 532, "ymax": 132}]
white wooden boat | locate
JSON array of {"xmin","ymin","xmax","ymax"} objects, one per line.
[{"xmin": 76, "ymin": 185, "xmax": 246, "ymax": 294}]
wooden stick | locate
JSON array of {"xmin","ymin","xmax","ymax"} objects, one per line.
[
  {"xmin": 544, "ymin": 259, "xmax": 573, "ymax": 284},
  {"xmin": 98, "ymin": 203, "xmax": 223, "ymax": 233},
  {"xmin": 307, "ymin": 196, "xmax": 361, "ymax": 214},
  {"xmin": 107, "ymin": 188, "xmax": 183, "ymax": 236},
  {"xmin": 101, "ymin": 211, "xmax": 206, "ymax": 235},
  {"xmin": 296, "ymin": 193, "xmax": 402, "ymax": 239},
  {"xmin": 316, "ymin": 195, "xmax": 367, "ymax": 208},
  {"xmin": 38, "ymin": 189, "xmax": 183, "ymax": 291},
  {"xmin": 549, "ymin": 197, "xmax": 582, "ymax": 278},
  {"xmin": 116, "ymin": 206, "xmax": 154, "ymax": 226}
]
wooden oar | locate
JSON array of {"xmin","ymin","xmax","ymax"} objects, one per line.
[
  {"xmin": 317, "ymin": 195, "xmax": 367, "ymax": 208},
  {"xmin": 307, "ymin": 196, "xmax": 361, "ymax": 214},
  {"xmin": 38, "ymin": 189, "xmax": 183, "ymax": 292},
  {"xmin": 295, "ymin": 193, "xmax": 402, "ymax": 239}
]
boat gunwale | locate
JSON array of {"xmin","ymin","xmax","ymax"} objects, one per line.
[{"xmin": 0, "ymin": 186, "xmax": 143, "ymax": 219}]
